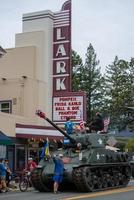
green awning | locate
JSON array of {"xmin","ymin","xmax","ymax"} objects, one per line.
[{"xmin": 0, "ymin": 131, "xmax": 13, "ymax": 145}]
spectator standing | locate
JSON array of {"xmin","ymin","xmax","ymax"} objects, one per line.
[
  {"xmin": 64, "ymin": 117, "xmax": 74, "ymax": 135},
  {"xmin": 0, "ymin": 158, "xmax": 8, "ymax": 193},
  {"xmin": 53, "ymin": 154, "xmax": 64, "ymax": 194},
  {"xmin": 4, "ymin": 159, "xmax": 12, "ymax": 187}
]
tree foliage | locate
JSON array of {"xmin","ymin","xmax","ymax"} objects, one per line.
[
  {"xmin": 71, "ymin": 45, "xmax": 134, "ymax": 131},
  {"xmin": 72, "ymin": 50, "xmax": 83, "ymax": 91},
  {"xmin": 72, "ymin": 44, "xmax": 104, "ymax": 124},
  {"xmin": 125, "ymin": 138, "xmax": 134, "ymax": 152},
  {"xmin": 104, "ymin": 56, "xmax": 134, "ymax": 130},
  {"xmin": 83, "ymin": 44, "xmax": 105, "ymax": 123}
]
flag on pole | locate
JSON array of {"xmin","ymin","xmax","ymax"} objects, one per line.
[
  {"xmin": 40, "ymin": 138, "xmax": 50, "ymax": 159},
  {"xmin": 79, "ymin": 110, "xmax": 85, "ymax": 130},
  {"xmin": 45, "ymin": 138, "xmax": 50, "ymax": 156},
  {"xmin": 79, "ymin": 120, "xmax": 85, "ymax": 130}
]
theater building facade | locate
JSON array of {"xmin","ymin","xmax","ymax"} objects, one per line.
[{"xmin": 0, "ymin": 0, "xmax": 86, "ymax": 171}]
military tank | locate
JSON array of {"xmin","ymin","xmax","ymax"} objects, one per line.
[{"xmin": 31, "ymin": 110, "xmax": 131, "ymax": 192}]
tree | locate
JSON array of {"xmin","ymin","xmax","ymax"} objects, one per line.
[
  {"xmin": 71, "ymin": 47, "xmax": 134, "ymax": 131},
  {"xmin": 71, "ymin": 50, "xmax": 83, "ymax": 91},
  {"xmin": 84, "ymin": 44, "xmax": 105, "ymax": 123},
  {"xmin": 125, "ymin": 138, "xmax": 134, "ymax": 152},
  {"xmin": 104, "ymin": 56, "xmax": 134, "ymax": 130},
  {"xmin": 72, "ymin": 44, "xmax": 104, "ymax": 124}
]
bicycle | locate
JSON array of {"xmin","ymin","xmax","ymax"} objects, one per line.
[{"xmin": 19, "ymin": 171, "xmax": 32, "ymax": 192}]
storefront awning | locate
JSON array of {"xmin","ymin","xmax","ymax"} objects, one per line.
[
  {"xmin": 16, "ymin": 124, "xmax": 64, "ymax": 141},
  {"xmin": 0, "ymin": 131, "xmax": 13, "ymax": 145}
]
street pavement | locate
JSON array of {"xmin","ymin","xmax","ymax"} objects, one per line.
[
  {"xmin": 0, "ymin": 179, "xmax": 134, "ymax": 200},
  {"xmin": 7, "ymin": 178, "xmax": 134, "ymax": 193},
  {"xmin": 1, "ymin": 185, "xmax": 134, "ymax": 200}
]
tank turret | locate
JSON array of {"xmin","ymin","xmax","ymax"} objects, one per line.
[
  {"xmin": 30, "ymin": 110, "xmax": 131, "ymax": 192},
  {"xmin": 36, "ymin": 110, "xmax": 76, "ymax": 144},
  {"xmin": 35, "ymin": 110, "xmax": 106, "ymax": 149}
]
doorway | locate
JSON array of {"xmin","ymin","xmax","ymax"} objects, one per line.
[{"xmin": 28, "ymin": 147, "xmax": 42, "ymax": 164}]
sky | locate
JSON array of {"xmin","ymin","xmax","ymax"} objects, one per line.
[{"xmin": 0, "ymin": 0, "xmax": 134, "ymax": 72}]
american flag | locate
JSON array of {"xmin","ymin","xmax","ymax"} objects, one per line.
[
  {"xmin": 79, "ymin": 120, "xmax": 85, "ymax": 130},
  {"xmin": 79, "ymin": 110, "xmax": 85, "ymax": 130},
  {"xmin": 103, "ymin": 117, "xmax": 110, "ymax": 132}
]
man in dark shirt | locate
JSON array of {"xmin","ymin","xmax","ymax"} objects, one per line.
[
  {"xmin": 53, "ymin": 154, "xmax": 64, "ymax": 194},
  {"xmin": 89, "ymin": 112, "xmax": 104, "ymax": 133}
]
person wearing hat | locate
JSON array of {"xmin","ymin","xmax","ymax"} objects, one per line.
[
  {"xmin": 24, "ymin": 157, "xmax": 37, "ymax": 173},
  {"xmin": 53, "ymin": 154, "xmax": 64, "ymax": 194}
]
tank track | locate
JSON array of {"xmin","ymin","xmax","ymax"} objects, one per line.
[
  {"xmin": 72, "ymin": 163, "xmax": 131, "ymax": 192},
  {"xmin": 31, "ymin": 167, "xmax": 51, "ymax": 192}
]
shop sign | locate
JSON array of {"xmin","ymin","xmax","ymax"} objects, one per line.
[{"xmin": 53, "ymin": 92, "xmax": 86, "ymax": 122}]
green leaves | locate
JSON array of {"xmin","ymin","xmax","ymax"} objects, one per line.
[
  {"xmin": 72, "ymin": 50, "xmax": 83, "ymax": 92},
  {"xmin": 72, "ymin": 44, "xmax": 104, "ymax": 124},
  {"xmin": 125, "ymin": 138, "xmax": 134, "ymax": 152},
  {"xmin": 71, "ymin": 45, "xmax": 134, "ymax": 131},
  {"xmin": 104, "ymin": 56, "xmax": 134, "ymax": 130}
]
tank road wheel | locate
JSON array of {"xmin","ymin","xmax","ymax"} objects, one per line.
[
  {"xmin": 114, "ymin": 173, "xmax": 120, "ymax": 186},
  {"xmin": 109, "ymin": 177, "xmax": 115, "ymax": 187},
  {"xmin": 118, "ymin": 166, "xmax": 131, "ymax": 186},
  {"xmin": 83, "ymin": 167, "xmax": 94, "ymax": 192},
  {"xmin": 72, "ymin": 168, "xmax": 87, "ymax": 192},
  {"xmin": 105, "ymin": 173, "xmax": 111, "ymax": 187},
  {"xmin": 102, "ymin": 175, "xmax": 108, "ymax": 188},
  {"xmin": 73, "ymin": 167, "xmax": 94, "ymax": 192},
  {"xmin": 121, "ymin": 175, "xmax": 128, "ymax": 186},
  {"xmin": 96, "ymin": 177, "xmax": 103, "ymax": 190},
  {"xmin": 124, "ymin": 166, "xmax": 131, "ymax": 184},
  {"xmin": 102, "ymin": 173, "xmax": 116, "ymax": 188},
  {"xmin": 92, "ymin": 175, "xmax": 98, "ymax": 189},
  {"xmin": 121, "ymin": 165, "xmax": 131, "ymax": 186},
  {"xmin": 118, "ymin": 172, "xmax": 123, "ymax": 185}
]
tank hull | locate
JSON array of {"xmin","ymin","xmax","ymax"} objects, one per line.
[
  {"xmin": 33, "ymin": 111, "xmax": 132, "ymax": 192},
  {"xmin": 31, "ymin": 162, "xmax": 131, "ymax": 192}
]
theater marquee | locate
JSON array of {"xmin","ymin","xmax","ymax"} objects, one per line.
[
  {"xmin": 53, "ymin": 92, "xmax": 86, "ymax": 123},
  {"xmin": 53, "ymin": 1, "xmax": 86, "ymax": 123},
  {"xmin": 53, "ymin": 0, "xmax": 71, "ymax": 94}
]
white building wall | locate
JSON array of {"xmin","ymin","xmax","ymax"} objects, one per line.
[{"xmin": 15, "ymin": 10, "xmax": 54, "ymax": 119}]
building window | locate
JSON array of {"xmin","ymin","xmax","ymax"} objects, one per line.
[
  {"xmin": 15, "ymin": 145, "xmax": 26, "ymax": 171},
  {"xmin": 0, "ymin": 100, "xmax": 12, "ymax": 113},
  {"xmin": 0, "ymin": 145, "xmax": 6, "ymax": 159}
]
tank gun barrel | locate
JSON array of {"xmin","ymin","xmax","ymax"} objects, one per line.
[{"xmin": 36, "ymin": 110, "xmax": 75, "ymax": 143}]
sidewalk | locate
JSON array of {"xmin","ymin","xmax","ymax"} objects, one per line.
[{"xmin": 7, "ymin": 181, "xmax": 34, "ymax": 193}]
